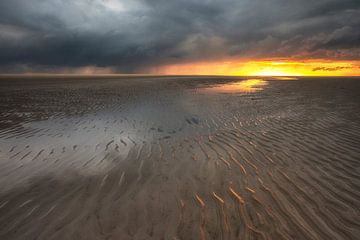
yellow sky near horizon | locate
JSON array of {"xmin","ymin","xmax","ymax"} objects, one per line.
[{"xmin": 151, "ymin": 59, "xmax": 360, "ymax": 76}]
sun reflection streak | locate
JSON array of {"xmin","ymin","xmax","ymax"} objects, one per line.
[{"xmin": 204, "ymin": 79, "xmax": 267, "ymax": 93}]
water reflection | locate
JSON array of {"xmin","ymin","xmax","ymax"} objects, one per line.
[
  {"xmin": 204, "ymin": 79, "xmax": 267, "ymax": 93},
  {"xmin": 271, "ymin": 77, "xmax": 298, "ymax": 80}
]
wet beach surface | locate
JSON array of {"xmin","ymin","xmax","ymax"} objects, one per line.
[{"xmin": 0, "ymin": 76, "xmax": 360, "ymax": 240}]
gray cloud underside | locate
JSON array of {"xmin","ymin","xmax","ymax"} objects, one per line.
[{"xmin": 0, "ymin": 0, "xmax": 359, "ymax": 72}]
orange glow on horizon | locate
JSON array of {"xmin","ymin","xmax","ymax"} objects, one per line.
[{"xmin": 151, "ymin": 59, "xmax": 360, "ymax": 76}]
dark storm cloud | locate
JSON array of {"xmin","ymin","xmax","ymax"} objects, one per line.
[{"xmin": 0, "ymin": 0, "xmax": 359, "ymax": 72}]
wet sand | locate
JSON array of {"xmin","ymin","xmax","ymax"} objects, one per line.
[{"xmin": 0, "ymin": 76, "xmax": 360, "ymax": 240}]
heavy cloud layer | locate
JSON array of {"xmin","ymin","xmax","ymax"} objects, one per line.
[{"xmin": 0, "ymin": 0, "xmax": 359, "ymax": 73}]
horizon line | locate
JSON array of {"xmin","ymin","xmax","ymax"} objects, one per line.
[{"xmin": 0, "ymin": 73, "xmax": 360, "ymax": 78}]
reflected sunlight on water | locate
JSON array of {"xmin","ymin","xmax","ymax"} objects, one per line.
[
  {"xmin": 271, "ymin": 77, "xmax": 299, "ymax": 80},
  {"xmin": 204, "ymin": 79, "xmax": 268, "ymax": 93}
]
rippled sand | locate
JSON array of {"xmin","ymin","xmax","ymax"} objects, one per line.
[{"xmin": 0, "ymin": 76, "xmax": 359, "ymax": 240}]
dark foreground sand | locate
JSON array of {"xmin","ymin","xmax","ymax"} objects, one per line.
[{"xmin": 0, "ymin": 76, "xmax": 359, "ymax": 240}]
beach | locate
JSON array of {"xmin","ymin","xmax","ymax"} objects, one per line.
[{"xmin": 0, "ymin": 76, "xmax": 359, "ymax": 240}]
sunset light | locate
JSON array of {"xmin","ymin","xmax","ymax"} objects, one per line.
[
  {"xmin": 1, "ymin": 1, "xmax": 360, "ymax": 239},
  {"xmin": 152, "ymin": 60, "xmax": 360, "ymax": 76}
]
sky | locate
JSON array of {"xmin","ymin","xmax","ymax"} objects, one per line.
[{"xmin": 0, "ymin": 0, "xmax": 360, "ymax": 75}]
